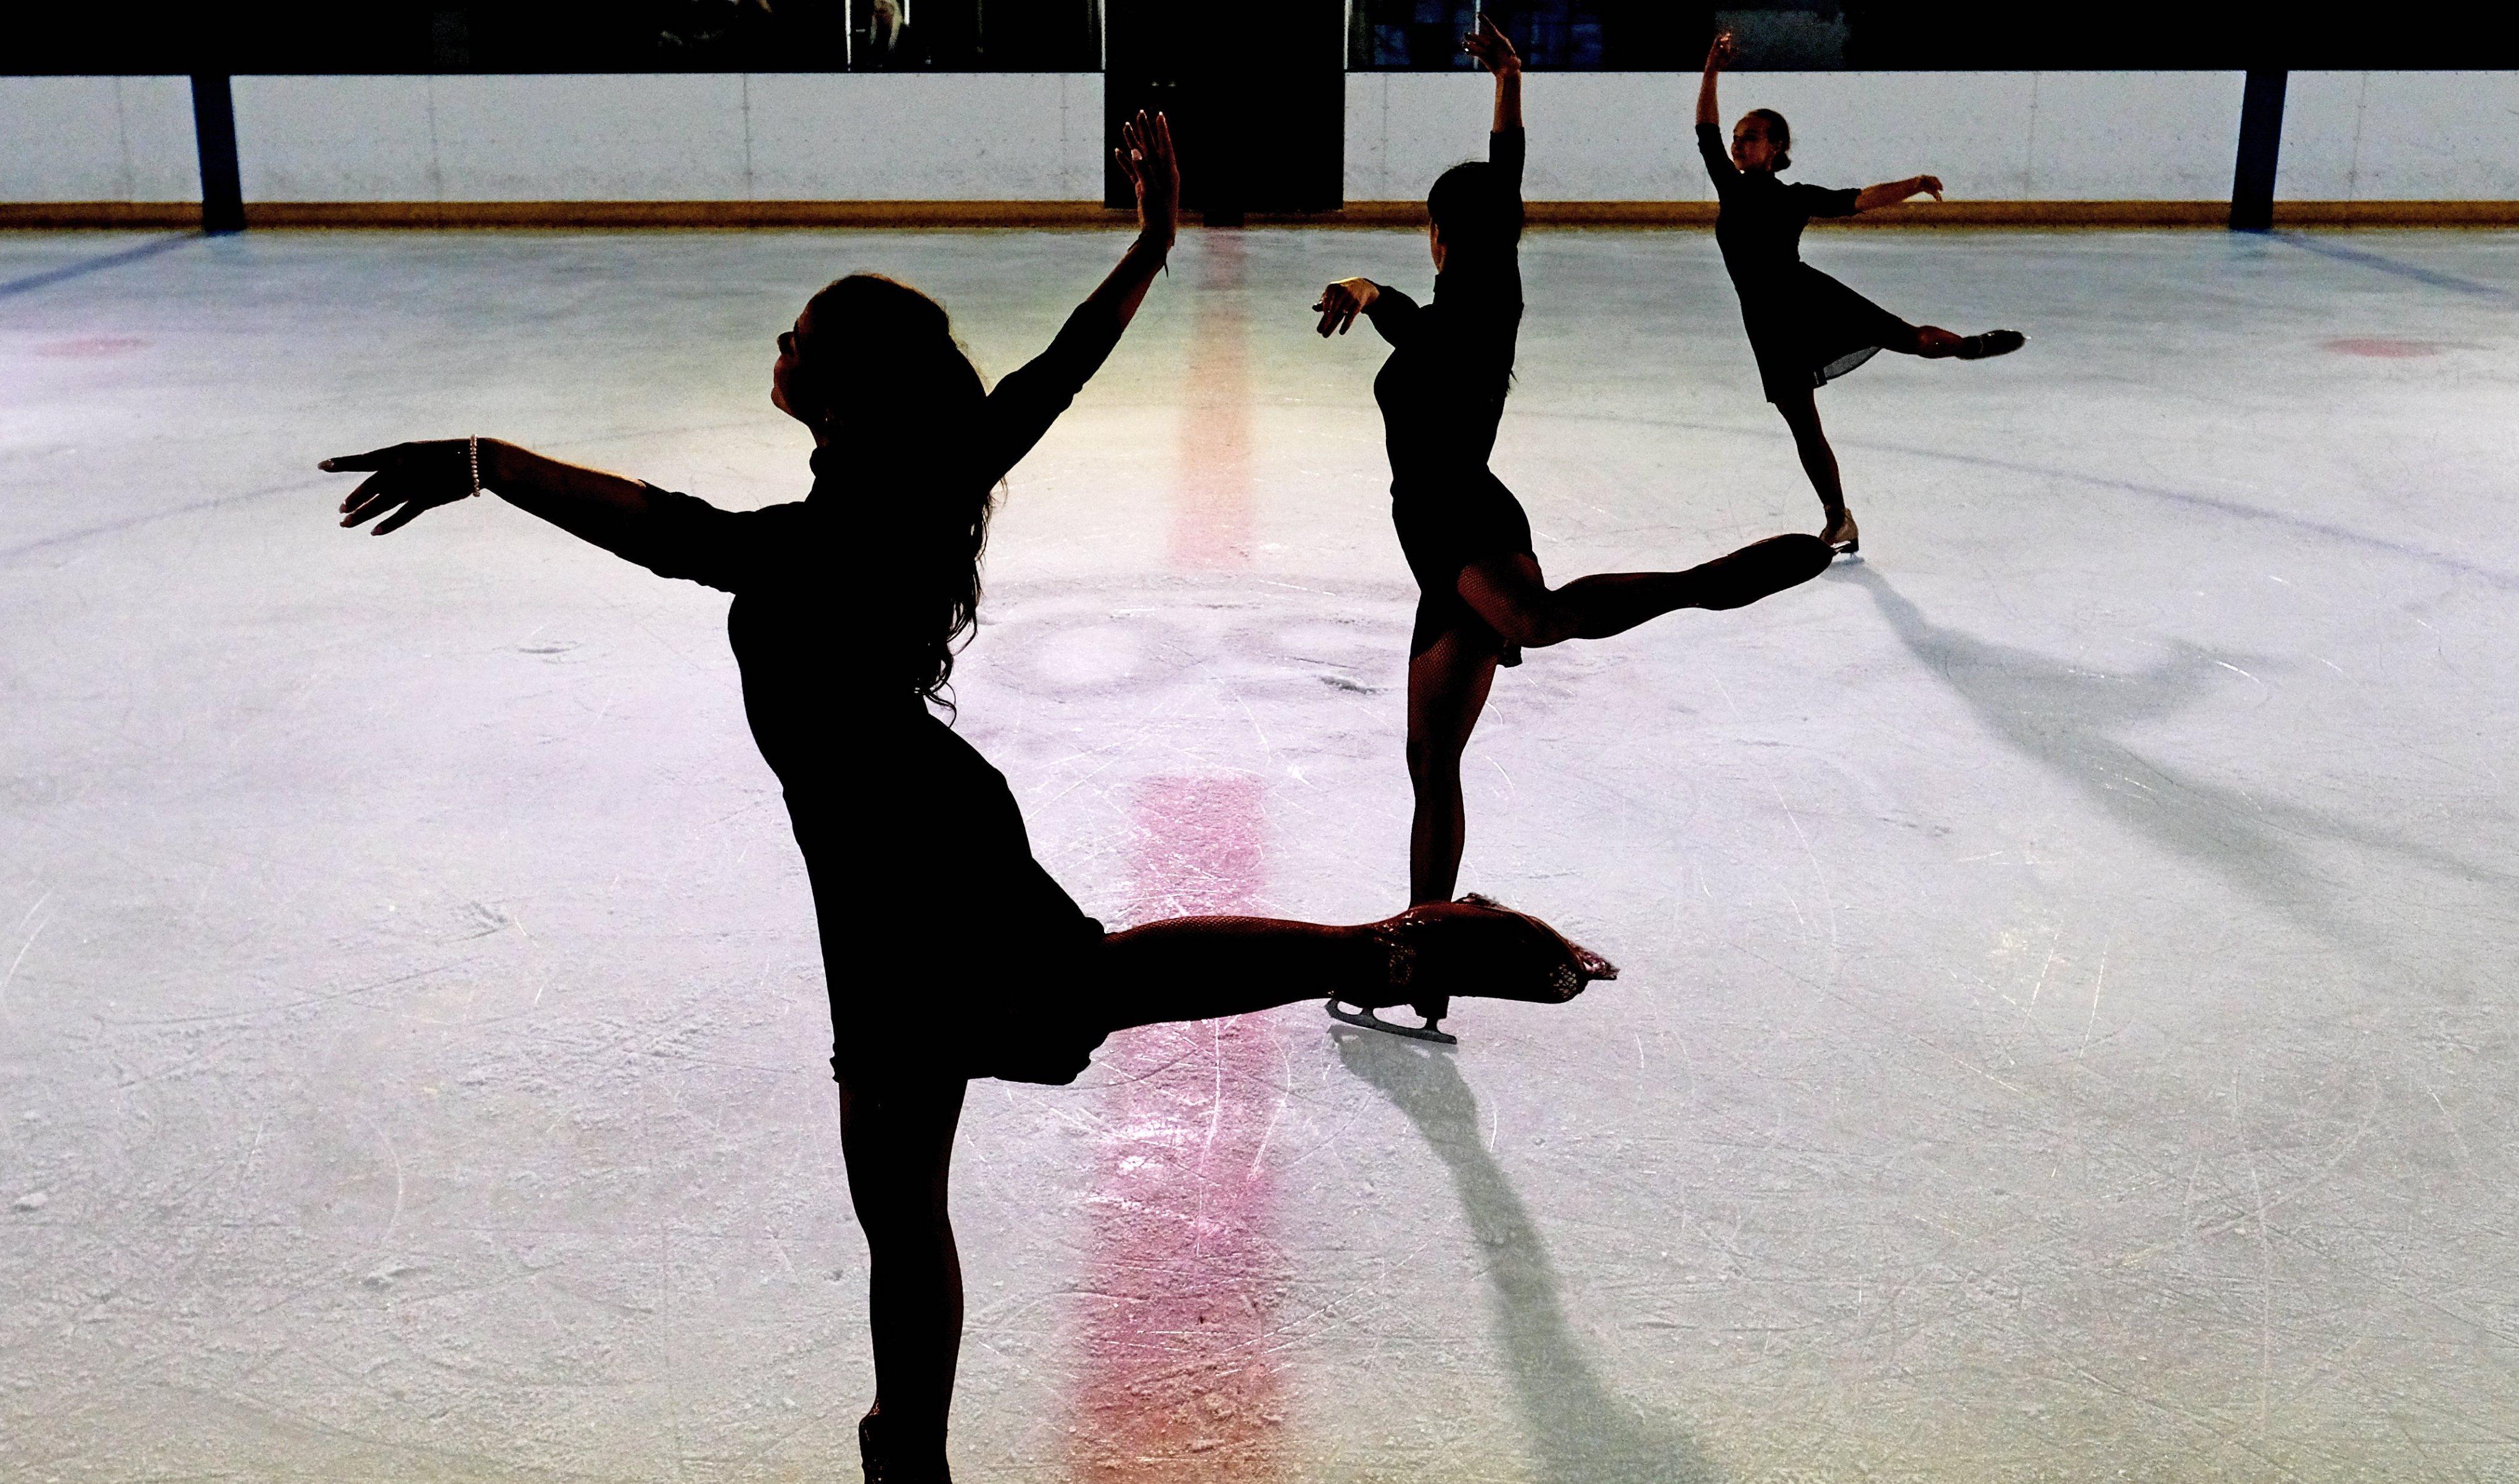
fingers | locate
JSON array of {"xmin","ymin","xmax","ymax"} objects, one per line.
[
  {"xmin": 1339, "ymin": 305, "xmax": 1359, "ymax": 335},
  {"xmin": 339, "ymin": 472, "xmax": 390, "ymax": 522},
  {"xmin": 1152, "ymin": 111, "xmax": 1174, "ymax": 159},
  {"xmin": 369, "ymin": 500, "xmax": 429, "ymax": 536},
  {"xmin": 316, "ymin": 445, "xmax": 398, "ymax": 473}
]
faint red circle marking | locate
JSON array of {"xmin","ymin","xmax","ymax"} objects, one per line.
[
  {"xmin": 36, "ymin": 336, "xmax": 150, "ymax": 358},
  {"xmin": 2319, "ymin": 337, "xmax": 2444, "ymax": 358}
]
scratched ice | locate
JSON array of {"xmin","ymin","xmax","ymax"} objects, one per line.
[{"xmin": 1, "ymin": 226, "xmax": 2514, "ymax": 1482}]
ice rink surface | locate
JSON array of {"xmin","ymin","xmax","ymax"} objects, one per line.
[{"xmin": 2, "ymin": 223, "xmax": 2514, "ymax": 1483}]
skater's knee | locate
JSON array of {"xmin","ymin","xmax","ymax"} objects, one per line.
[{"xmin": 1406, "ymin": 733, "xmax": 1467, "ymax": 781}]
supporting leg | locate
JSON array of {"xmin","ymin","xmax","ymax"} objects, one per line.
[
  {"xmin": 1771, "ymin": 387, "xmax": 1853, "ymax": 545},
  {"xmin": 838, "ymin": 1075, "xmax": 969, "ymax": 1484},
  {"xmin": 1406, "ymin": 629, "xmax": 1502, "ymax": 908}
]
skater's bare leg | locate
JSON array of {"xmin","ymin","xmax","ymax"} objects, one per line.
[
  {"xmin": 1451, "ymin": 539, "xmax": 1833, "ymax": 652},
  {"xmin": 838, "ymin": 1074, "xmax": 967, "ymax": 1483},
  {"xmin": 1900, "ymin": 324, "xmax": 1967, "ymax": 357},
  {"xmin": 1407, "ymin": 628, "xmax": 1501, "ymax": 906},
  {"xmin": 1771, "ymin": 387, "xmax": 1853, "ymax": 545},
  {"xmin": 1100, "ymin": 916, "xmax": 1390, "ymax": 1028},
  {"xmin": 1099, "ymin": 903, "xmax": 1618, "ymax": 1032}
]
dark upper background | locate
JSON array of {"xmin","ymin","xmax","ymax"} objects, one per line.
[{"xmin": 12, "ymin": 2, "xmax": 2517, "ymax": 74}]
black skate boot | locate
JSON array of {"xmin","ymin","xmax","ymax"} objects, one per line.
[
  {"xmin": 1953, "ymin": 328, "xmax": 2026, "ymax": 360},
  {"xmin": 1328, "ymin": 893, "xmax": 1618, "ymax": 1045}
]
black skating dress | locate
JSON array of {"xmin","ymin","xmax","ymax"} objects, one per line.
[
  {"xmin": 1363, "ymin": 126, "xmax": 1533, "ymax": 665},
  {"xmin": 619, "ymin": 300, "xmax": 1129, "ymax": 1088},
  {"xmin": 1696, "ymin": 121, "xmax": 1913, "ymax": 403}
]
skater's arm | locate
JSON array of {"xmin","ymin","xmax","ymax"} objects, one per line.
[
  {"xmin": 1362, "ymin": 282, "xmax": 1422, "ymax": 344},
  {"xmin": 1464, "ymin": 12, "xmax": 1522, "ymax": 137},
  {"xmin": 1853, "ymin": 174, "xmax": 1944, "ymax": 212},
  {"xmin": 1696, "ymin": 31, "xmax": 1734, "ymax": 130},
  {"xmin": 1694, "ymin": 33, "xmax": 1741, "ymax": 189},
  {"xmin": 323, "ymin": 439, "xmax": 800, "ymax": 592},
  {"xmin": 976, "ymin": 110, "xmax": 1177, "ymax": 483}
]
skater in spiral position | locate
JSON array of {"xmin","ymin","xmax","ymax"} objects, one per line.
[
  {"xmin": 1696, "ymin": 30, "xmax": 2026, "ymax": 554},
  {"xmin": 1312, "ymin": 15, "xmax": 1830, "ymax": 1041},
  {"xmin": 320, "ymin": 113, "xmax": 1611, "ymax": 1484}
]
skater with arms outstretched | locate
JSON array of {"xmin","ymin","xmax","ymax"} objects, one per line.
[
  {"xmin": 320, "ymin": 113, "xmax": 1612, "ymax": 1484},
  {"xmin": 1312, "ymin": 15, "xmax": 1829, "ymax": 1040},
  {"xmin": 1696, "ymin": 28, "xmax": 2026, "ymax": 554}
]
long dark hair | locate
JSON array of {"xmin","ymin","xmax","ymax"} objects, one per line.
[{"xmin": 793, "ymin": 273, "xmax": 992, "ymax": 707}]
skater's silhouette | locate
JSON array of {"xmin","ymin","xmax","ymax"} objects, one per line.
[
  {"xmin": 1696, "ymin": 29, "xmax": 2026, "ymax": 554},
  {"xmin": 320, "ymin": 113, "xmax": 1613, "ymax": 1484},
  {"xmin": 1313, "ymin": 14, "xmax": 1831, "ymax": 1037}
]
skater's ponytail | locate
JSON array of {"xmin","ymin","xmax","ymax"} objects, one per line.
[
  {"xmin": 1746, "ymin": 108, "xmax": 1791, "ymax": 171},
  {"xmin": 794, "ymin": 273, "xmax": 994, "ymax": 710}
]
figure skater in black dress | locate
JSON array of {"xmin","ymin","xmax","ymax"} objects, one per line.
[
  {"xmin": 1697, "ymin": 29, "xmax": 2025, "ymax": 554},
  {"xmin": 1313, "ymin": 16, "xmax": 1829, "ymax": 1040},
  {"xmin": 320, "ymin": 114, "xmax": 1613, "ymax": 1484}
]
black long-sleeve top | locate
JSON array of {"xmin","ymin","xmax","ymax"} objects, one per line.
[
  {"xmin": 1363, "ymin": 126, "xmax": 1526, "ymax": 496},
  {"xmin": 616, "ymin": 300, "xmax": 1127, "ymax": 799},
  {"xmin": 1696, "ymin": 120, "xmax": 1858, "ymax": 293}
]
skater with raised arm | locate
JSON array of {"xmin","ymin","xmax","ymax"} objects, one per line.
[
  {"xmin": 1696, "ymin": 29, "xmax": 2026, "ymax": 554},
  {"xmin": 320, "ymin": 113, "xmax": 1612, "ymax": 1484},
  {"xmin": 1311, "ymin": 15, "xmax": 1829, "ymax": 1042}
]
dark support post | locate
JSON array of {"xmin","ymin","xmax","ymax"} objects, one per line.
[
  {"xmin": 191, "ymin": 74, "xmax": 245, "ymax": 234},
  {"xmin": 2230, "ymin": 68, "xmax": 2286, "ymax": 232}
]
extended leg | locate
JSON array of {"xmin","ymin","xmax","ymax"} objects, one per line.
[
  {"xmin": 1452, "ymin": 540, "xmax": 1833, "ymax": 653},
  {"xmin": 1406, "ymin": 628, "xmax": 1501, "ymax": 907},
  {"xmin": 1771, "ymin": 387, "xmax": 1855, "ymax": 547},
  {"xmin": 838, "ymin": 1074, "xmax": 968, "ymax": 1484},
  {"xmin": 1899, "ymin": 323, "xmax": 2022, "ymax": 360},
  {"xmin": 1096, "ymin": 900, "xmax": 1618, "ymax": 1045}
]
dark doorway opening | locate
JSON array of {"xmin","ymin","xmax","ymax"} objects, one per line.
[{"xmin": 1103, "ymin": 0, "xmax": 1345, "ymax": 222}]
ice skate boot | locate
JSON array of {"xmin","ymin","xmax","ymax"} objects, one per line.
[
  {"xmin": 1689, "ymin": 532, "xmax": 1836, "ymax": 609},
  {"xmin": 1819, "ymin": 508, "xmax": 1860, "ymax": 558},
  {"xmin": 1953, "ymin": 329, "xmax": 2026, "ymax": 360},
  {"xmin": 1328, "ymin": 893, "xmax": 1618, "ymax": 1045},
  {"xmin": 859, "ymin": 1403, "xmax": 951, "ymax": 1484}
]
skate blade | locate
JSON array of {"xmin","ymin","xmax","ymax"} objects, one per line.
[{"xmin": 1326, "ymin": 998, "xmax": 1458, "ymax": 1046}]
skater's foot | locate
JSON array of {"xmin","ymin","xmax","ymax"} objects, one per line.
[
  {"xmin": 1953, "ymin": 329, "xmax": 2026, "ymax": 360},
  {"xmin": 860, "ymin": 1402, "xmax": 950, "ymax": 1484},
  {"xmin": 1372, "ymin": 894, "xmax": 1618, "ymax": 1007},
  {"xmin": 1688, "ymin": 532, "xmax": 1836, "ymax": 610},
  {"xmin": 1332, "ymin": 895, "xmax": 1616, "ymax": 1044},
  {"xmin": 1820, "ymin": 508, "xmax": 1860, "ymax": 555}
]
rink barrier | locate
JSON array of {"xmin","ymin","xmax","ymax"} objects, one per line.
[
  {"xmin": 13, "ymin": 199, "xmax": 2519, "ymax": 229},
  {"xmin": 8, "ymin": 69, "xmax": 2519, "ymax": 227}
]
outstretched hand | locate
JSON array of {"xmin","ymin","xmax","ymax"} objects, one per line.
[
  {"xmin": 1461, "ymin": 11, "xmax": 1520, "ymax": 75},
  {"xmin": 1115, "ymin": 109, "xmax": 1178, "ymax": 243},
  {"xmin": 320, "ymin": 440, "xmax": 476, "ymax": 534},
  {"xmin": 1313, "ymin": 278, "xmax": 1380, "ymax": 337},
  {"xmin": 1917, "ymin": 173, "xmax": 1945, "ymax": 201},
  {"xmin": 1704, "ymin": 30, "xmax": 1738, "ymax": 70}
]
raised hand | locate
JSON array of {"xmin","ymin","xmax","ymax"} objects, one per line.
[
  {"xmin": 1461, "ymin": 11, "xmax": 1520, "ymax": 75},
  {"xmin": 1313, "ymin": 278, "xmax": 1380, "ymax": 337},
  {"xmin": 1704, "ymin": 30, "xmax": 1738, "ymax": 70},
  {"xmin": 320, "ymin": 440, "xmax": 477, "ymax": 534},
  {"xmin": 1114, "ymin": 109, "xmax": 1178, "ymax": 244}
]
